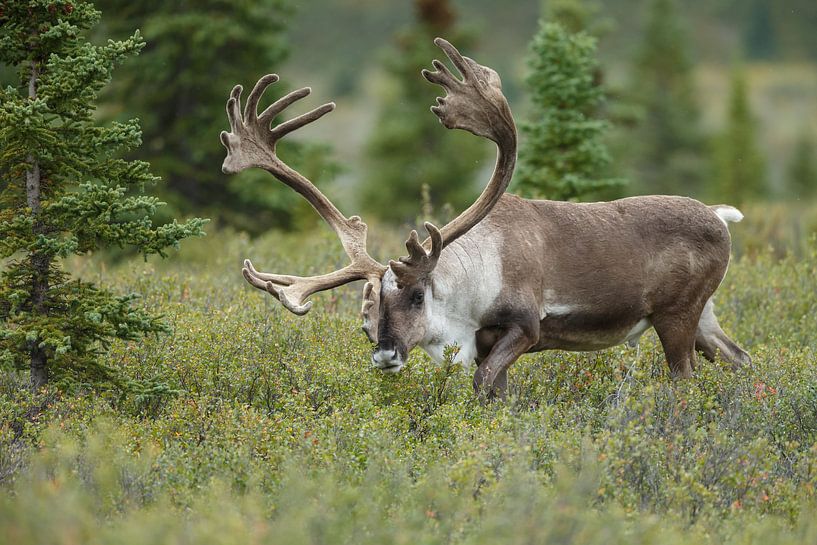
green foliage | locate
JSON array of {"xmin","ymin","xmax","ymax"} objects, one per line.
[
  {"xmin": 0, "ymin": 0, "xmax": 205, "ymax": 387},
  {"xmin": 729, "ymin": 202, "xmax": 817, "ymax": 258},
  {"xmin": 2, "ymin": 2, "xmax": 816, "ymax": 539},
  {"xmin": 361, "ymin": 0, "xmax": 487, "ymax": 224},
  {"xmin": 94, "ymin": 0, "xmax": 336, "ymax": 233},
  {"xmin": 515, "ymin": 20, "xmax": 623, "ymax": 201},
  {"xmin": 1, "ymin": 216, "xmax": 817, "ymax": 542},
  {"xmin": 628, "ymin": 0, "xmax": 706, "ymax": 196},
  {"xmin": 8, "ymin": 421, "xmax": 817, "ymax": 545},
  {"xmin": 712, "ymin": 68, "xmax": 767, "ymax": 202},
  {"xmin": 743, "ymin": 0, "xmax": 778, "ymax": 60},
  {"xmin": 788, "ymin": 129, "xmax": 817, "ymax": 200},
  {"xmin": 544, "ymin": 0, "xmax": 610, "ymax": 36}
]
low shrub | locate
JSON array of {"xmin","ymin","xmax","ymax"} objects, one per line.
[{"xmin": 2, "ymin": 224, "xmax": 817, "ymax": 543}]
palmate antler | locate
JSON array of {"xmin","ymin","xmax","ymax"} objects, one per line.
[
  {"xmin": 220, "ymin": 75, "xmax": 386, "ymax": 339},
  {"xmin": 222, "ymin": 38, "xmax": 517, "ymax": 343},
  {"xmin": 390, "ymin": 38, "xmax": 518, "ymax": 286}
]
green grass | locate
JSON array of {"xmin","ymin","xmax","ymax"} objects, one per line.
[{"xmin": 2, "ymin": 215, "xmax": 817, "ymax": 544}]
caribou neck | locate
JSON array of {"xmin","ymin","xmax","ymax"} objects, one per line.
[{"xmin": 421, "ymin": 229, "xmax": 507, "ymax": 364}]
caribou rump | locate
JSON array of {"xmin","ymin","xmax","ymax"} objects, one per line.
[{"xmin": 221, "ymin": 38, "xmax": 750, "ymax": 398}]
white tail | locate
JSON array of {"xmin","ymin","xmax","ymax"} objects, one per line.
[{"xmin": 712, "ymin": 205, "xmax": 744, "ymax": 225}]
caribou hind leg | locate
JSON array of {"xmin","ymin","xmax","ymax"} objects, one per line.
[
  {"xmin": 651, "ymin": 310, "xmax": 701, "ymax": 379},
  {"xmin": 694, "ymin": 298, "xmax": 751, "ymax": 369}
]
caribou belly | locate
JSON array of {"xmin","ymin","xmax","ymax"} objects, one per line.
[{"xmin": 533, "ymin": 311, "xmax": 652, "ymax": 352}]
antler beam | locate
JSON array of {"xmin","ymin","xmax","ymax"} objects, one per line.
[{"xmin": 421, "ymin": 37, "xmax": 517, "ymax": 249}]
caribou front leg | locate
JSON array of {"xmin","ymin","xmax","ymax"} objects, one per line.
[{"xmin": 473, "ymin": 321, "xmax": 537, "ymax": 400}]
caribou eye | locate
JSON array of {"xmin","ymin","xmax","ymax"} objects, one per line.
[{"xmin": 411, "ymin": 290, "xmax": 424, "ymax": 305}]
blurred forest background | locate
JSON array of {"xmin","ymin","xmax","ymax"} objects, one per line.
[
  {"xmin": 5, "ymin": 0, "xmax": 817, "ymax": 234},
  {"xmin": 6, "ymin": 3, "xmax": 817, "ymax": 541}
]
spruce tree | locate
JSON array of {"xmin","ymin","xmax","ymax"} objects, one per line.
[
  {"xmin": 712, "ymin": 68, "xmax": 767, "ymax": 202},
  {"xmin": 629, "ymin": 0, "xmax": 705, "ymax": 196},
  {"xmin": 361, "ymin": 0, "xmax": 485, "ymax": 224},
  {"xmin": 743, "ymin": 0, "xmax": 778, "ymax": 60},
  {"xmin": 95, "ymin": 0, "xmax": 329, "ymax": 233},
  {"xmin": 0, "ymin": 1, "xmax": 205, "ymax": 388},
  {"xmin": 515, "ymin": 21, "xmax": 622, "ymax": 201},
  {"xmin": 787, "ymin": 129, "xmax": 817, "ymax": 199},
  {"xmin": 545, "ymin": 0, "xmax": 607, "ymax": 35}
]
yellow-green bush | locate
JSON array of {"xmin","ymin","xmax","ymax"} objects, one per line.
[{"xmin": 2, "ymin": 216, "xmax": 817, "ymax": 544}]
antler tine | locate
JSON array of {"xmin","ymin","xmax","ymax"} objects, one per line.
[
  {"xmin": 243, "ymin": 74, "xmax": 279, "ymax": 122},
  {"xmin": 258, "ymin": 86, "xmax": 311, "ymax": 126},
  {"xmin": 401, "ymin": 230, "xmax": 425, "ymax": 263},
  {"xmin": 270, "ymin": 102, "xmax": 336, "ymax": 140},
  {"xmin": 424, "ymin": 59, "xmax": 459, "ymax": 89},
  {"xmin": 425, "ymin": 221, "xmax": 443, "ymax": 252},
  {"xmin": 390, "ymin": 222, "xmax": 442, "ymax": 286},
  {"xmin": 361, "ymin": 279, "xmax": 382, "ymax": 343},
  {"xmin": 222, "ymin": 75, "xmax": 387, "ymax": 318},
  {"xmin": 242, "ymin": 259, "xmax": 367, "ymax": 316},
  {"xmin": 433, "ymin": 37, "xmax": 474, "ymax": 81},
  {"xmin": 226, "ymin": 85, "xmax": 243, "ymax": 133}
]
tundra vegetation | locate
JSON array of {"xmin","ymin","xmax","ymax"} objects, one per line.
[
  {"xmin": 3, "ymin": 0, "xmax": 817, "ymax": 544},
  {"xmin": 2, "ymin": 218, "xmax": 817, "ymax": 544}
]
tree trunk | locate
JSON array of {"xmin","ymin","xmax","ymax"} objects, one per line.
[{"xmin": 26, "ymin": 59, "xmax": 49, "ymax": 390}]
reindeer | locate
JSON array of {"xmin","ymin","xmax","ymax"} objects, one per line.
[{"xmin": 221, "ymin": 38, "xmax": 750, "ymax": 398}]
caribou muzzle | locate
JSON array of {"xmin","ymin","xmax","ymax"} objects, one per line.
[{"xmin": 372, "ymin": 340, "xmax": 407, "ymax": 373}]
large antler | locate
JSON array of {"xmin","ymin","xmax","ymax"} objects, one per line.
[
  {"xmin": 392, "ymin": 38, "xmax": 518, "ymax": 285},
  {"xmin": 221, "ymin": 75, "xmax": 386, "ymax": 335}
]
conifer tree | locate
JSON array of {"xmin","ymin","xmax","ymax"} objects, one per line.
[
  {"xmin": 546, "ymin": 0, "xmax": 606, "ymax": 35},
  {"xmin": 743, "ymin": 0, "xmax": 778, "ymax": 60},
  {"xmin": 515, "ymin": 20, "xmax": 621, "ymax": 201},
  {"xmin": 95, "ymin": 0, "xmax": 330, "ymax": 233},
  {"xmin": 787, "ymin": 129, "xmax": 817, "ymax": 199},
  {"xmin": 0, "ymin": 1, "xmax": 205, "ymax": 388},
  {"xmin": 629, "ymin": 0, "xmax": 705, "ymax": 195},
  {"xmin": 712, "ymin": 68, "xmax": 767, "ymax": 202},
  {"xmin": 361, "ymin": 0, "xmax": 485, "ymax": 223}
]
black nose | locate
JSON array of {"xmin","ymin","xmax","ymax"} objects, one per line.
[
  {"xmin": 372, "ymin": 338, "xmax": 405, "ymax": 368},
  {"xmin": 375, "ymin": 340, "xmax": 395, "ymax": 354}
]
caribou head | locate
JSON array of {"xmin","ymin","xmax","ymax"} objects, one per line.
[{"xmin": 222, "ymin": 38, "xmax": 750, "ymax": 398}]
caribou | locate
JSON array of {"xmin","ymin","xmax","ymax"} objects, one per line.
[{"xmin": 221, "ymin": 38, "xmax": 750, "ymax": 398}]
